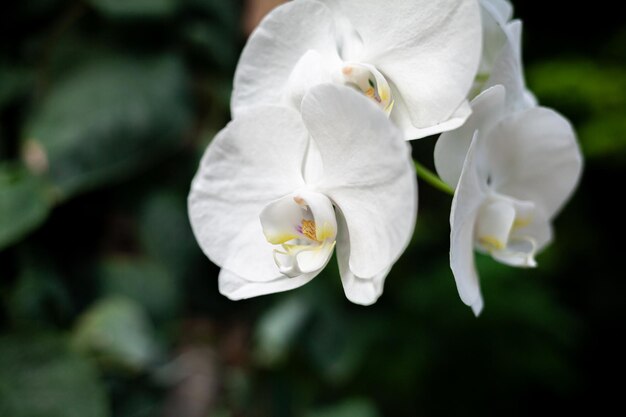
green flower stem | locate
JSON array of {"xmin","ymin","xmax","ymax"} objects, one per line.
[{"xmin": 413, "ymin": 160, "xmax": 454, "ymax": 196}]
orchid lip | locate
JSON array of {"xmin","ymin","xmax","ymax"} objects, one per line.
[
  {"xmin": 474, "ymin": 193, "xmax": 538, "ymax": 268},
  {"xmin": 340, "ymin": 62, "xmax": 394, "ymax": 115},
  {"xmin": 260, "ymin": 191, "xmax": 337, "ymax": 278}
]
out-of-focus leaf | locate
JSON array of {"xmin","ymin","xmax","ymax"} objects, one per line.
[
  {"xmin": 88, "ymin": 0, "xmax": 178, "ymax": 18},
  {"xmin": 306, "ymin": 310, "xmax": 379, "ymax": 383},
  {"xmin": 0, "ymin": 334, "xmax": 110, "ymax": 417},
  {"xmin": 19, "ymin": 0, "xmax": 61, "ymax": 15},
  {"xmin": 255, "ymin": 294, "xmax": 312, "ymax": 366},
  {"xmin": 306, "ymin": 399, "xmax": 380, "ymax": 417},
  {"xmin": 0, "ymin": 164, "xmax": 51, "ymax": 250},
  {"xmin": 0, "ymin": 65, "xmax": 33, "ymax": 108},
  {"xmin": 184, "ymin": 0, "xmax": 239, "ymax": 28},
  {"xmin": 579, "ymin": 113, "xmax": 626, "ymax": 159},
  {"xmin": 72, "ymin": 296, "xmax": 159, "ymax": 372},
  {"xmin": 181, "ymin": 21, "xmax": 239, "ymax": 70},
  {"xmin": 22, "ymin": 54, "xmax": 192, "ymax": 199},
  {"xmin": 138, "ymin": 191, "xmax": 197, "ymax": 279},
  {"xmin": 9, "ymin": 258, "xmax": 72, "ymax": 324},
  {"xmin": 528, "ymin": 59, "xmax": 626, "ymax": 114},
  {"xmin": 97, "ymin": 257, "xmax": 181, "ymax": 321}
]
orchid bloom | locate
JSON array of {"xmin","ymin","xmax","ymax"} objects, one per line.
[
  {"xmin": 473, "ymin": 0, "xmax": 536, "ymax": 110},
  {"xmin": 231, "ymin": 0, "xmax": 482, "ymax": 140},
  {"xmin": 434, "ymin": 85, "xmax": 582, "ymax": 314},
  {"xmin": 188, "ymin": 84, "xmax": 417, "ymax": 305}
]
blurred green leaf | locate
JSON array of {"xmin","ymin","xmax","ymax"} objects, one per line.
[
  {"xmin": 528, "ymin": 59, "xmax": 626, "ymax": 114},
  {"xmin": 98, "ymin": 257, "xmax": 181, "ymax": 321},
  {"xmin": 306, "ymin": 399, "xmax": 380, "ymax": 417},
  {"xmin": 181, "ymin": 20, "xmax": 239, "ymax": 70},
  {"xmin": 578, "ymin": 112, "xmax": 626, "ymax": 159},
  {"xmin": 9, "ymin": 258, "xmax": 72, "ymax": 324},
  {"xmin": 0, "ymin": 334, "xmax": 110, "ymax": 417},
  {"xmin": 184, "ymin": 0, "xmax": 239, "ymax": 28},
  {"xmin": 306, "ymin": 310, "xmax": 379, "ymax": 384},
  {"xmin": 0, "ymin": 164, "xmax": 51, "ymax": 250},
  {"xmin": 72, "ymin": 296, "xmax": 159, "ymax": 372},
  {"xmin": 0, "ymin": 65, "xmax": 33, "ymax": 108},
  {"xmin": 255, "ymin": 294, "xmax": 312, "ymax": 366},
  {"xmin": 23, "ymin": 53, "xmax": 192, "ymax": 199},
  {"xmin": 88, "ymin": 0, "xmax": 178, "ymax": 18},
  {"xmin": 138, "ymin": 191, "xmax": 197, "ymax": 279}
]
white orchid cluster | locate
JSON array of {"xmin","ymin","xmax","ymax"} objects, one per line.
[{"xmin": 188, "ymin": 0, "xmax": 582, "ymax": 314}]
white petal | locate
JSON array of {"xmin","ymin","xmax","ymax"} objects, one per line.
[
  {"xmin": 231, "ymin": 0, "xmax": 340, "ymax": 116},
  {"xmin": 392, "ymin": 93, "xmax": 472, "ymax": 140},
  {"xmin": 477, "ymin": 0, "xmax": 511, "ymax": 78},
  {"xmin": 487, "ymin": 107, "xmax": 583, "ymax": 218},
  {"xmin": 302, "ymin": 84, "xmax": 417, "ymax": 278},
  {"xmin": 219, "ymin": 268, "xmax": 316, "ymax": 300},
  {"xmin": 434, "ymin": 85, "xmax": 506, "ymax": 189},
  {"xmin": 283, "ymin": 50, "xmax": 334, "ymax": 110},
  {"xmin": 481, "ymin": 0, "xmax": 513, "ymax": 24},
  {"xmin": 450, "ymin": 132, "xmax": 487, "ymax": 315},
  {"xmin": 483, "ymin": 20, "xmax": 536, "ymax": 112},
  {"xmin": 321, "ymin": 0, "xmax": 482, "ymax": 132},
  {"xmin": 335, "ymin": 211, "xmax": 390, "ymax": 305},
  {"xmin": 188, "ymin": 105, "xmax": 308, "ymax": 282}
]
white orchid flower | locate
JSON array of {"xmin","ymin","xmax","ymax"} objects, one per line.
[
  {"xmin": 473, "ymin": 0, "xmax": 536, "ymax": 110},
  {"xmin": 434, "ymin": 85, "xmax": 582, "ymax": 315},
  {"xmin": 231, "ymin": 0, "xmax": 482, "ymax": 140},
  {"xmin": 188, "ymin": 84, "xmax": 417, "ymax": 305}
]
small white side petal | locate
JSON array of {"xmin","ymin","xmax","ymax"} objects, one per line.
[
  {"xmin": 231, "ymin": 0, "xmax": 340, "ymax": 116},
  {"xmin": 335, "ymin": 211, "xmax": 389, "ymax": 306},
  {"xmin": 302, "ymin": 84, "xmax": 417, "ymax": 278},
  {"xmin": 219, "ymin": 268, "xmax": 317, "ymax": 300},
  {"xmin": 188, "ymin": 106, "xmax": 308, "ymax": 281},
  {"xmin": 321, "ymin": 0, "xmax": 482, "ymax": 131},
  {"xmin": 477, "ymin": 0, "xmax": 512, "ymax": 78},
  {"xmin": 484, "ymin": 20, "xmax": 535, "ymax": 112},
  {"xmin": 450, "ymin": 132, "xmax": 488, "ymax": 315},
  {"xmin": 481, "ymin": 0, "xmax": 513, "ymax": 24},
  {"xmin": 487, "ymin": 107, "xmax": 583, "ymax": 218},
  {"xmin": 434, "ymin": 85, "xmax": 506, "ymax": 189}
]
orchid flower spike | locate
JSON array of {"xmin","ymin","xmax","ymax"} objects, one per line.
[
  {"xmin": 231, "ymin": 0, "xmax": 482, "ymax": 140},
  {"xmin": 434, "ymin": 85, "xmax": 582, "ymax": 315},
  {"xmin": 473, "ymin": 0, "xmax": 536, "ymax": 110},
  {"xmin": 189, "ymin": 84, "xmax": 417, "ymax": 305}
]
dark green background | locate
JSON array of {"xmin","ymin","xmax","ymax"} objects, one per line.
[{"xmin": 1, "ymin": 1, "xmax": 623, "ymax": 416}]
